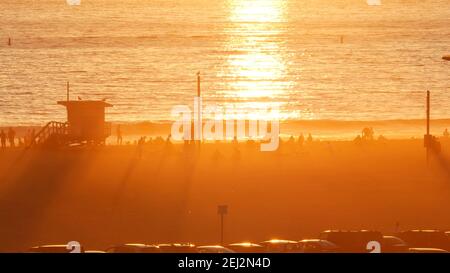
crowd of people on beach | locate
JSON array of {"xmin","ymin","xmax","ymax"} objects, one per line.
[
  {"xmin": 115, "ymin": 126, "xmax": 449, "ymax": 151},
  {"xmin": 0, "ymin": 128, "xmax": 38, "ymax": 149},
  {"xmin": 113, "ymin": 125, "xmax": 448, "ymax": 150},
  {"xmin": 0, "ymin": 126, "xmax": 449, "ymax": 150},
  {"xmin": 0, "ymin": 128, "xmax": 16, "ymax": 148}
]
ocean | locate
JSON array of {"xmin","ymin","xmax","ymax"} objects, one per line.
[{"xmin": 0, "ymin": 0, "xmax": 449, "ymax": 130}]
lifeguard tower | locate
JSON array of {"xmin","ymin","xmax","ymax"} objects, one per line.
[
  {"xmin": 31, "ymin": 90, "xmax": 112, "ymax": 147},
  {"xmin": 57, "ymin": 100, "xmax": 112, "ymax": 144}
]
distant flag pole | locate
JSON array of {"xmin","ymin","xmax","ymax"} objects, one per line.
[
  {"xmin": 423, "ymin": 90, "xmax": 441, "ymax": 166},
  {"xmin": 197, "ymin": 71, "xmax": 201, "ymax": 97},
  {"xmin": 426, "ymin": 90, "xmax": 430, "ymax": 165},
  {"xmin": 67, "ymin": 81, "xmax": 70, "ymax": 101},
  {"xmin": 196, "ymin": 72, "xmax": 202, "ymax": 145},
  {"xmin": 427, "ymin": 90, "xmax": 430, "ymax": 136},
  {"xmin": 218, "ymin": 205, "xmax": 228, "ymax": 246}
]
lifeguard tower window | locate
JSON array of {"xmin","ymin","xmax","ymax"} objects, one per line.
[{"xmin": 57, "ymin": 100, "xmax": 112, "ymax": 144}]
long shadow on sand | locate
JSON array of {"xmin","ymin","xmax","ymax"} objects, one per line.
[{"xmin": 0, "ymin": 149, "xmax": 81, "ymax": 252}]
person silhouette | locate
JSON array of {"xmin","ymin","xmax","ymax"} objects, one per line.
[
  {"xmin": 362, "ymin": 127, "xmax": 368, "ymax": 140},
  {"xmin": 165, "ymin": 134, "xmax": 173, "ymax": 153},
  {"xmin": 117, "ymin": 125, "xmax": 123, "ymax": 145},
  {"xmin": 362, "ymin": 127, "xmax": 374, "ymax": 141},
  {"xmin": 378, "ymin": 134, "xmax": 387, "ymax": 142},
  {"xmin": 0, "ymin": 130, "xmax": 6, "ymax": 148},
  {"xmin": 298, "ymin": 133, "xmax": 304, "ymax": 146},
  {"xmin": 232, "ymin": 136, "xmax": 238, "ymax": 146},
  {"xmin": 232, "ymin": 136, "xmax": 239, "ymax": 153},
  {"xmin": 369, "ymin": 127, "xmax": 374, "ymax": 140},
  {"xmin": 137, "ymin": 136, "xmax": 146, "ymax": 158},
  {"xmin": 288, "ymin": 135, "xmax": 295, "ymax": 144},
  {"xmin": 7, "ymin": 127, "xmax": 15, "ymax": 147},
  {"xmin": 307, "ymin": 133, "xmax": 313, "ymax": 143},
  {"xmin": 443, "ymin": 128, "xmax": 449, "ymax": 139}
]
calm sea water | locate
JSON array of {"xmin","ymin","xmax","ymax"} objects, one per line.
[{"xmin": 0, "ymin": 0, "xmax": 449, "ymax": 126}]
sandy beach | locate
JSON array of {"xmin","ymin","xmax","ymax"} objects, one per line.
[{"xmin": 0, "ymin": 137, "xmax": 449, "ymax": 252}]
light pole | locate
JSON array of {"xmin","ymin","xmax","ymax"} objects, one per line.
[
  {"xmin": 195, "ymin": 72, "xmax": 202, "ymax": 146},
  {"xmin": 426, "ymin": 90, "xmax": 430, "ymax": 165},
  {"xmin": 217, "ymin": 205, "xmax": 228, "ymax": 246}
]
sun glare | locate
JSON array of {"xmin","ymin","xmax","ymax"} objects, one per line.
[
  {"xmin": 223, "ymin": 0, "xmax": 290, "ymax": 114},
  {"xmin": 229, "ymin": 0, "xmax": 284, "ymax": 23}
]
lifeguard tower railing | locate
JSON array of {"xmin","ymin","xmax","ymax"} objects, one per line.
[
  {"xmin": 29, "ymin": 121, "xmax": 112, "ymax": 148},
  {"xmin": 29, "ymin": 121, "xmax": 68, "ymax": 147}
]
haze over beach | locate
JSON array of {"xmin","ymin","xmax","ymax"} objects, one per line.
[{"xmin": 1, "ymin": 0, "xmax": 450, "ymax": 255}]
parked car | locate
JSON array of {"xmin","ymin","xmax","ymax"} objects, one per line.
[
  {"xmin": 227, "ymin": 242, "xmax": 265, "ymax": 253},
  {"xmin": 319, "ymin": 230, "xmax": 384, "ymax": 253},
  {"xmin": 196, "ymin": 245, "xmax": 235, "ymax": 253},
  {"xmin": 396, "ymin": 230, "xmax": 450, "ymax": 251},
  {"xmin": 259, "ymin": 239, "xmax": 301, "ymax": 253},
  {"xmin": 158, "ymin": 243, "xmax": 197, "ymax": 253},
  {"xmin": 297, "ymin": 239, "xmax": 338, "ymax": 253},
  {"xmin": 382, "ymin": 236, "xmax": 409, "ymax": 253},
  {"xmin": 106, "ymin": 243, "xmax": 160, "ymax": 253},
  {"xmin": 409, "ymin": 248, "xmax": 449, "ymax": 253},
  {"xmin": 28, "ymin": 244, "xmax": 85, "ymax": 253}
]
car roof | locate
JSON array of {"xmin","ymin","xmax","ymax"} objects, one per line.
[
  {"xmin": 322, "ymin": 230, "xmax": 380, "ymax": 233},
  {"xmin": 31, "ymin": 245, "xmax": 68, "ymax": 248},
  {"xmin": 228, "ymin": 242, "xmax": 263, "ymax": 247},
  {"xmin": 260, "ymin": 239, "xmax": 298, "ymax": 244},
  {"xmin": 123, "ymin": 243, "xmax": 148, "ymax": 247},
  {"xmin": 299, "ymin": 239, "xmax": 338, "ymax": 246},
  {"xmin": 197, "ymin": 245, "xmax": 226, "ymax": 249},
  {"xmin": 299, "ymin": 239, "xmax": 323, "ymax": 242},
  {"xmin": 401, "ymin": 230, "xmax": 442, "ymax": 233},
  {"xmin": 112, "ymin": 243, "xmax": 157, "ymax": 248},
  {"xmin": 158, "ymin": 243, "xmax": 195, "ymax": 247},
  {"xmin": 108, "ymin": 244, "xmax": 159, "ymax": 250},
  {"xmin": 28, "ymin": 245, "xmax": 79, "ymax": 253},
  {"xmin": 409, "ymin": 248, "xmax": 448, "ymax": 253}
]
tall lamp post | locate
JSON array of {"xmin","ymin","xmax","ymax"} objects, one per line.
[
  {"xmin": 195, "ymin": 72, "xmax": 202, "ymax": 146},
  {"xmin": 424, "ymin": 90, "xmax": 441, "ymax": 165},
  {"xmin": 217, "ymin": 205, "xmax": 228, "ymax": 246}
]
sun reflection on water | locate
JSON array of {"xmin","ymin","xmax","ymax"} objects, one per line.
[{"xmin": 220, "ymin": 0, "xmax": 298, "ymax": 120}]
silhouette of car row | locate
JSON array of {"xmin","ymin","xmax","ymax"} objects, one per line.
[{"xmin": 27, "ymin": 230, "xmax": 450, "ymax": 253}]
